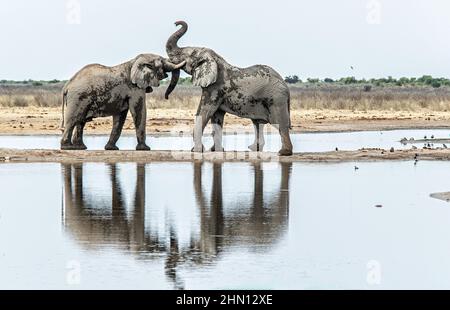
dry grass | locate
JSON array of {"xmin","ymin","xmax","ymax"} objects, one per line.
[
  {"xmin": 289, "ymin": 84, "xmax": 450, "ymax": 111},
  {"xmin": 2, "ymin": 82, "xmax": 450, "ymax": 112},
  {"xmin": 0, "ymin": 83, "xmax": 61, "ymax": 108}
]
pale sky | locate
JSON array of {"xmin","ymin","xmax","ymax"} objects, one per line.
[{"xmin": 1, "ymin": 0, "xmax": 449, "ymax": 80}]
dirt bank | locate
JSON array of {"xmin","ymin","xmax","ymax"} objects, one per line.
[
  {"xmin": 1, "ymin": 107, "xmax": 450, "ymax": 135},
  {"xmin": 1, "ymin": 148, "xmax": 449, "ymax": 163}
]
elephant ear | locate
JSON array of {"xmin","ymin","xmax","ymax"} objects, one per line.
[
  {"xmin": 192, "ymin": 52, "xmax": 218, "ymax": 88},
  {"xmin": 131, "ymin": 57, "xmax": 153, "ymax": 89}
]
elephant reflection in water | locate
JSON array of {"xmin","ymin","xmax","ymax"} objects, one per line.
[
  {"xmin": 61, "ymin": 161, "xmax": 292, "ymax": 289},
  {"xmin": 193, "ymin": 162, "xmax": 292, "ymax": 256}
]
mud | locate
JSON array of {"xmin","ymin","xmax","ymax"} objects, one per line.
[{"xmin": 1, "ymin": 147, "xmax": 449, "ymax": 163}]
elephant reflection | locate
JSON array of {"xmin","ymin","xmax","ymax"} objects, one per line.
[
  {"xmin": 193, "ymin": 162, "xmax": 292, "ymax": 256},
  {"xmin": 61, "ymin": 161, "xmax": 292, "ymax": 289}
]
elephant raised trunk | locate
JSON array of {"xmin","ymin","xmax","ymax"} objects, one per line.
[{"xmin": 166, "ymin": 20, "xmax": 188, "ymax": 56}]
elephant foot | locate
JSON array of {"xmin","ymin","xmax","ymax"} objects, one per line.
[
  {"xmin": 209, "ymin": 145, "xmax": 224, "ymax": 152},
  {"xmin": 248, "ymin": 143, "xmax": 264, "ymax": 152},
  {"xmin": 61, "ymin": 143, "xmax": 79, "ymax": 150},
  {"xmin": 105, "ymin": 143, "xmax": 119, "ymax": 151},
  {"xmin": 191, "ymin": 145, "xmax": 205, "ymax": 153},
  {"xmin": 72, "ymin": 143, "xmax": 87, "ymax": 150},
  {"xmin": 136, "ymin": 143, "xmax": 151, "ymax": 151},
  {"xmin": 278, "ymin": 148, "xmax": 293, "ymax": 156}
]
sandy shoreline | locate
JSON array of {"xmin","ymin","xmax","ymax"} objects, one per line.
[
  {"xmin": 0, "ymin": 148, "xmax": 448, "ymax": 163},
  {"xmin": 1, "ymin": 107, "xmax": 450, "ymax": 135}
]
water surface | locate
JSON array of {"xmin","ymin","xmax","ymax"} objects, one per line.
[
  {"xmin": 1, "ymin": 129, "xmax": 449, "ymax": 152},
  {"xmin": 1, "ymin": 161, "xmax": 450, "ymax": 289}
]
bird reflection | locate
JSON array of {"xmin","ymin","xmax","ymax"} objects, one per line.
[{"xmin": 61, "ymin": 161, "xmax": 292, "ymax": 289}]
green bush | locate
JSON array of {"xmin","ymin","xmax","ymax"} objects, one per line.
[{"xmin": 285, "ymin": 75, "xmax": 300, "ymax": 84}]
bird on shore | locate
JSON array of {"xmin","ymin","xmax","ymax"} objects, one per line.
[
  {"xmin": 424, "ymin": 135, "xmax": 427, "ymax": 139},
  {"xmin": 412, "ymin": 146, "xmax": 417, "ymax": 150},
  {"xmin": 431, "ymin": 135, "xmax": 435, "ymax": 139},
  {"xmin": 335, "ymin": 147, "xmax": 339, "ymax": 151},
  {"xmin": 354, "ymin": 166, "xmax": 359, "ymax": 170},
  {"xmin": 444, "ymin": 144, "xmax": 448, "ymax": 149}
]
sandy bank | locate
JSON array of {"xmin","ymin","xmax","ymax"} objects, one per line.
[
  {"xmin": 1, "ymin": 107, "xmax": 450, "ymax": 135},
  {"xmin": 0, "ymin": 148, "xmax": 449, "ymax": 163}
]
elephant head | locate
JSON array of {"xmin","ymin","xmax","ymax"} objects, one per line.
[
  {"xmin": 166, "ymin": 21, "xmax": 219, "ymax": 88},
  {"xmin": 130, "ymin": 54, "xmax": 185, "ymax": 97}
]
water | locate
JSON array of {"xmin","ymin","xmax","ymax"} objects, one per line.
[
  {"xmin": 1, "ymin": 129, "xmax": 449, "ymax": 152},
  {"xmin": 1, "ymin": 160, "xmax": 450, "ymax": 289}
]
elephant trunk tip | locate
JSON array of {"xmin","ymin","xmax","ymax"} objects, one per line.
[{"xmin": 166, "ymin": 21, "xmax": 188, "ymax": 54}]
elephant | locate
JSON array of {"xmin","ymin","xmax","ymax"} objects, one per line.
[
  {"xmin": 166, "ymin": 21, "xmax": 293, "ymax": 156},
  {"xmin": 60, "ymin": 54, "xmax": 185, "ymax": 150}
]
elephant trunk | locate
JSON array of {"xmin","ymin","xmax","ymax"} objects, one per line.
[
  {"xmin": 163, "ymin": 60, "xmax": 185, "ymax": 99},
  {"xmin": 165, "ymin": 69, "xmax": 180, "ymax": 100},
  {"xmin": 166, "ymin": 21, "xmax": 188, "ymax": 56}
]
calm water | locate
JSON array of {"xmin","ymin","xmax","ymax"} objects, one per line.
[
  {"xmin": 1, "ymin": 161, "xmax": 450, "ymax": 289},
  {"xmin": 1, "ymin": 129, "xmax": 450, "ymax": 152}
]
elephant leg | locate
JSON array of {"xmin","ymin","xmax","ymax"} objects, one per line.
[
  {"xmin": 105, "ymin": 110, "xmax": 128, "ymax": 150},
  {"xmin": 269, "ymin": 96, "xmax": 293, "ymax": 156},
  {"xmin": 248, "ymin": 121, "xmax": 265, "ymax": 152},
  {"xmin": 192, "ymin": 91, "xmax": 220, "ymax": 153},
  {"xmin": 129, "ymin": 96, "xmax": 150, "ymax": 151},
  {"xmin": 71, "ymin": 122, "xmax": 87, "ymax": 150},
  {"xmin": 193, "ymin": 106, "xmax": 216, "ymax": 153},
  {"xmin": 210, "ymin": 110, "xmax": 225, "ymax": 152},
  {"xmin": 278, "ymin": 126, "xmax": 293, "ymax": 156},
  {"xmin": 61, "ymin": 118, "xmax": 77, "ymax": 150}
]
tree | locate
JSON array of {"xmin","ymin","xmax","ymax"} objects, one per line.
[{"xmin": 284, "ymin": 75, "xmax": 300, "ymax": 84}]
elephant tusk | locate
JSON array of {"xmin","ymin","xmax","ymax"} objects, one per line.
[
  {"xmin": 165, "ymin": 60, "xmax": 186, "ymax": 71},
  {"xmin": 174, "ymin": 60, "xmax": 186, "ymax": 69}
]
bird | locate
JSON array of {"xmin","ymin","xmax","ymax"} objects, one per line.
[
  {"xmin": 390, "ymin": 147, "xmax": 395, "ymax": 152},
  {"xmin": 354, "ymin": 166, "xmax": 359, "ymax": 170},
  {"xmin": 335, "ymin": 147, "xmax": 339, "ymax": 151},
  {"xmin": 444, "ymin": 144, "xmax": 448, "ymax": 149},
  {"xmin": 424, "ymin": 135, "xmax": 427, "ymax": 139},
  {"xmin": 375, "ymin": 204, "xmax": 383, "ymax": 208},
  {"xmin": 412, "ymin": 145, "xmax": 417, "ymax": 150},
  {"xmin": 350, "ymin": 66, "xmax": 354, "ymax": 70},
  {"xmin": 431, "ymin": 135, "xmax": 435, "ymax": 139}
]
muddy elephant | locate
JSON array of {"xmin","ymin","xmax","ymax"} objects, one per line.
[
  {"xmin": 166, "ymin": 21, "xmax": 293, "ymax": 156},
  {"xmin": 60, "ymin": 54, "xmax": 185, "ymax": 150}
]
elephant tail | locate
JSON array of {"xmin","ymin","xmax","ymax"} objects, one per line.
[
  {"xmin": 288, "ymin": 95, "xmax": 292, "ymax": 129},
  {"xmin": 60, "ymin": 89, "xmax": 68, "ymax": 131}
]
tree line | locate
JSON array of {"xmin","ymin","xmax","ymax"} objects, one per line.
[{"xmin": 284, "ymin": 75, "xmax": 450, "ymax": 88}]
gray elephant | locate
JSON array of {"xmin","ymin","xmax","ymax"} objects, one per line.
[
  {"xmin": 60, "ymin": 54, "xmax": 185, "ymax": 150},
  {"xmin": 166, "ymin": 21, "xmax": 293, "ymax": 156}
]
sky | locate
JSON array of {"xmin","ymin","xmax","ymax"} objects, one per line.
[{"xmin": 0, "ymin": 0, "xmax": 449, "ymax": 80}]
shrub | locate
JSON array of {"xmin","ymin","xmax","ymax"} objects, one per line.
[
  {"xmin": 432, "ymin": 81, "xmax": 441, "ymax": 88},
  {"xmin": 363, "ymin": 85, "xmax": 372, "ymax": 92},
  {"xmin": 285, "ymin": 75, "xmax": 300, "ymax": 84},
  {"xmin": 307, "ymin": 78, "xmax": 319, "ymax": 84}
]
